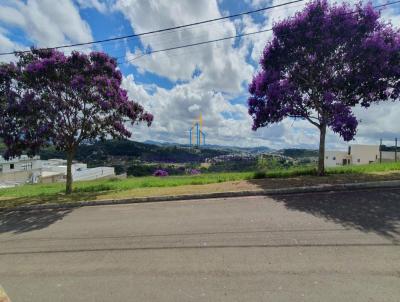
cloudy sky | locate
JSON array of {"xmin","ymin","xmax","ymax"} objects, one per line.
[{"xmin": 0, "ymin": 0, "xmax": 399, "ymax": 149}]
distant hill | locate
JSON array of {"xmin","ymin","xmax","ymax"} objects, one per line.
[
  {"xmin": 38, "ymin": 139, "xmax": 230, "ymax": 164},
  {"xmin": 277, "ymin": 148, "xmax": 318, "ymax": 158},
  {"xmin": 1, "ymin": 139, "xmax": 313, "ymax": 163},
  {"xmin": 144, "ymin": 140, "xmax": 273, "ymax": 154}
]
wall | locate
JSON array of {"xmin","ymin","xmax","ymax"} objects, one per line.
[
  {"xmin": 350, "ymin": 145, "xmax": 380, "ymax": 165},
  {"xmin": 44, "ymin": 165, "xmax": 67, "ymax": 174},
  {"xmin": 381, "ymin": 151, "xmax": 400, "ymax": 161},
  {"xmin": 0, "ymin": 157, "xmax": 115, "ymax": 185},
  {"xmin": 324, "ymin": 151, "xmax": 350, "ymax": 167},
  {"xmin": 40, "ymin": 174, "xmax": 65, "ymax": 184},
  {"xmin": 73, "ymin": 167, "xmax": 115, "ymax": 181},
  {"xmin": 0, "ymin": 159, "xmax": 41, "ymax": 173},
  {"xmin": 38, "ymin": 163, "xmax": 114, "ymax": 182},
  {"xmin": 42, "ymin": 163, "xmax": 88, "ymax": 175},
  {"xmin": 0, "ymin": 171, "xmax": 31, "ymax": 187}
]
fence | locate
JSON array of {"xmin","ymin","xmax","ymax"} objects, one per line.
[
  {"xmin": 379, "ymin": 138, "xmax": 399, "ymax": 163},
  {"xmin": 73, "ymin": 167, "xmax": 115, "ymax": 181}
]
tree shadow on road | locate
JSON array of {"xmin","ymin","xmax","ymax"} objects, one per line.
[
  {"xmin": 0, "ymin": 208, "xmax": 73, "ymax": 234},
  {"xmin": 265, "ymin": 188, "xmax": 400, "ymax": 239}
]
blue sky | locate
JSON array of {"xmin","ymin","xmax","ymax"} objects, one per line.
[{"xmin": 0, "ymin": 0, "xmax": 399, "ymax": 149}]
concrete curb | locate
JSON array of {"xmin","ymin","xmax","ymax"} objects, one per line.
[{"xmin": 2, "ymin": 179, "xmax": 400, "ymax": 212}]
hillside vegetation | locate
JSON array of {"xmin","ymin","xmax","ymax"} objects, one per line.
[{"xmin": 38, "ymin": 140, "xmax": 230, "ymax": 163}]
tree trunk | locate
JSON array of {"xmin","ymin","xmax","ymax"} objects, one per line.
[
  {"xmin": 317, "ymin": 124, "xmax": 326, "ymax": 176},
  {"xmin": 66, "ymin": 149, "xmax": 74, "ymax": 195}
]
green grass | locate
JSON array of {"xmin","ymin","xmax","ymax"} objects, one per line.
[
  {"xmin": 0, "ymin": 172, "xmax": 254, "ymax": 199},
  {"xmin": 326, "ymin": 161, "xmax": 400, "ymax": 174},
  {"xmin": 1, "ymin": 161, "xmax": 400, "ymax": 208},
  {"xmin": 263, "ymin": 161, "xmax": 400, "ymax": 178},
  {"xmin": 264, "ymin": 166, "xmax": 316, "ymax": 178}
]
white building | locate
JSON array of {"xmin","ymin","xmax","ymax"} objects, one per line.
[
  {"xmin": 325, "ymin": 144, "xmax": 392, "ymax": 167},
  {"xmin": 0, "ymin": 156, "xmax": 115, "ymax": 187},
  {"xmin": 0, "ymin": 155, "xmax": 41, "ymax": 173},
  {"xmin": 350, "ymin": 145, "xmax": 380, "ymax": 165},
  {"xmin": 40, "ymin": 160, "xmax": 115, "ymax": 182},
  {"xmin": 325, "ymin": 150, "xmax": 351, "ymax": 167}
]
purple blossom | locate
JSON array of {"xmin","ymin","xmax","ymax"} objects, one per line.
[
  {"xmin": 153, "ymin": 169, "xmax": 169, "ymax": 177},
  {"xmin": 188, "ymin": 169, "xmax": 201, "ymax": 175},
  {"xmin": 71, "ymin": 75, "xmax": 85, "ymax": 90}
]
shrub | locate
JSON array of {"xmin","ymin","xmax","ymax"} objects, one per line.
[
  {"xmin": 127, "ymin": 164, "xmax": 155, "ymax": 177},
  {"xmin": 188, "ymin": 169, "xmax": 201, "ymax": 175},
  {"xmin": 113, "ymin": 165, "xmax": 126, "ymax": 175},
  {"xmin": 253, "ymin": 171, "xmax": 267, "ymax": 179},
  {"xmin": 153, "ymin": 169, "xmax": 169, "ymax": 177}
]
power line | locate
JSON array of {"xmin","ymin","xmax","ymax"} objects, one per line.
[
  {"xmin": 0, "ymin": 0, "xmax": 305, "ymax": 56},
  {"xmin": 121, "ymin": 28, "xmax": 273, "ymax": 63},
  {"xmin": 63, "ymin": 0, "xmax": 308, "ymax": 59},
  {"xmin": 121, "ymin": 0, "xmax": 307, "ymax": 48},
  {"xmin": 121, "ymin": 0, "xmax": 400, "ymax": 64},
  {"xmin": 111, "ymin": 1, "xmax": 307, "ymax": 62}
]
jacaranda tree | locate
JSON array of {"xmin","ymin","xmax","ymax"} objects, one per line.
[
  {"xmin": 0, "ymin": 49, "xmax": 153, "ymax": 194},
  {"xmin": 248, "ymin": 0, "xmax": 400, "ymax": 175}
]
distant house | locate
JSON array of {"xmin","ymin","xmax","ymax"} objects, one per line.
[
  {"xmin": 0, "ymin": 155, "xmax": 41, "ymax": 173},
  {"xmin": 325, "ymin": 144, "xmax": 394, "ymax": 167},
  {"xmin": 0, "ymin": 156, "xmax": 115, "ymax": 187},
  {"xmin": 41, "ymin": 159, "xmax": 115, "ymax": 182}
]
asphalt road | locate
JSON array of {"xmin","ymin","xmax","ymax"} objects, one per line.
[{"xmin": 1, "ymin": 188, "xmax": 400, "ymax": 302}]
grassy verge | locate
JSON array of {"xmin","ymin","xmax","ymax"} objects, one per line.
[
  {"xmin": 326, "ymin": 161, "xmax": 400, "ymax": 174},
  {"xmin": 0, "ymin": 172, "xmax": 254, "ymax": 200},
  {"xmin": 1, "ymin": 162, "xmax": 400, "ymax": 208}
]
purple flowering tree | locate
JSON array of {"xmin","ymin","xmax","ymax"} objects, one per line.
[
  {"xmin": 0, "ymin": 49, "xmax": 153, "ymax": 194},
  {"xmin": 248, "ymin": 0, "xmax": 400, "ymax": 175}
]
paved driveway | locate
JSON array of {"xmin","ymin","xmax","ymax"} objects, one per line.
[{"xmin": 1, "ymin": 188, "xmax": 399, "ymax": 301}]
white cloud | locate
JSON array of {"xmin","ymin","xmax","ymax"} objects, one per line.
[
  {"xmin": 122, "ymin": 74, "xmax": 277, "ymax": 147},
  {"xmin": 0, "ymin": 0, "xmax": 93, "ymax": 50},
  {"xmin": 116, "ymin": 0, "xmax": 253, "ymax": 94},
  {"xmin": 381, "ymin": 4, "xmax": 400, "ymax": 28},
  {"xmin": 353, "ymin": 101, "xmax": 400, "ymax": 142},
  {"xmin": 118, "ymin": 0, "xmax": 400, "ymax": 149},
  {"xmin": 0, "ymin": 28, "xmax": 21, "ymax": 63},
  {"xmin": 75, "ymin": 0, "xmax": 109, "ymax": 13},
  {"xmin": 240, "ymin": 0, "xmax": 307, "ymax": 62},
  {"xmin": 114, "ymin": 0, "xmax": 266, "ymax": 146},
  {"xmin": 188, "ymin": 104, "xmax": 201, "ymax": 112},
  {"xmin": 122, "ymin": 74, "xmax": 338, "ymax": 149}
]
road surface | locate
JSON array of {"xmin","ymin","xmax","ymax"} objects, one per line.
[{"xmin": 1, "ymin": 188, "xmax": 400, "ymax": 301}]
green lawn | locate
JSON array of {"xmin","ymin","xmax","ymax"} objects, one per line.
[
  {"xmin": 1, "ymin": 161, "xmax": 400, "ymax": 208},
  {"xmin": 0, "ymin": 172, "xmax": 255, "ymax": 199},
  {"xmin": 256, "ymin": 161, "xmax": 400, "ymax": 178},
  {"xmin": 326, "ymin": 161, "xmax": 400, "ymax": 174}
]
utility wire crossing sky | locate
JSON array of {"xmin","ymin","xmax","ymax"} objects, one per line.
[{"xmin": 0, "ymin": 0, "xmax": 399, "ymax": 150}]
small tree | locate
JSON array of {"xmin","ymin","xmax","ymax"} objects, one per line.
[
  {"xmin": 248, "ymin": 0, "xmax": 400, "ymax": 175},
  {"xmin": 0, "ymin": 49, "xmax": 153, "ymax": 194}
]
